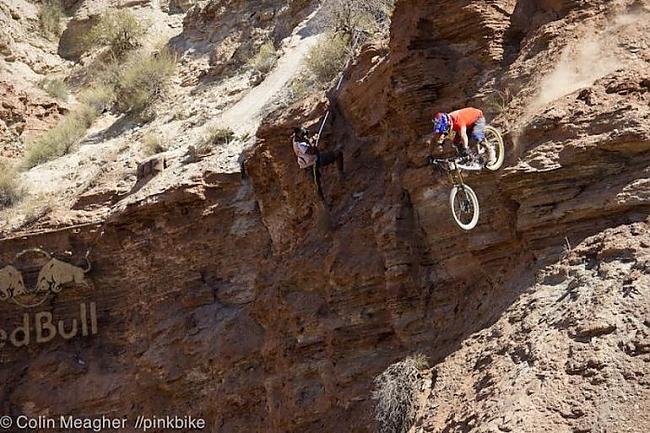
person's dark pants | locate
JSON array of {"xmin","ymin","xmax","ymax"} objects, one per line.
[{"xmin": 304, "ymin": 150, "xmax": 344, "ymax": 201}]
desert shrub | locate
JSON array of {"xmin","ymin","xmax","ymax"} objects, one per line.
[
  {"xmin": 38, "ymin": 0, "xmax": 64, "ymax": 38},
  {"xmin": 485, "ymin": 89, "xmax": 513, "ymax": 115},
  {"xmin": 141, "ymin": 133, "xmax": 166, "ymax": 156},
  {"xmin": 83, "ymin": 9, "xmax": 147, "ymax": 57},
  {"xmin": 321, "ymin": 0, "xmax": 395, "ymax": 40},
  {"xmin": 372, "ymin": 354, "xmax": 429, "ymax": 433},
  {"xmin": 250, "ymin": 41, "xmax": 278, "ymax": 75},
  {"xmin": 114, "ymin": 48, "xmax": 176, "ymax": 115},
  {"xmin": 77, "ymin": 85, "xmax": 115, "ymax": 113},
  {"xmin": 195, "ymin": 127, "xmax": 235, "ymax": 153},
  {"xmin": 0, "ymin": 163, "xmax": 25, "ymax": 209},
  {"xmin": 39, "ymin": 77, "xmax": 69, "ymax": 101},
  {"xmin": 305, "ymin": 33, "xmax": 350, "ymax": 86},
  {"xmin": 23, "ymin": 103, "xmax": 99, "ymax": 168}
]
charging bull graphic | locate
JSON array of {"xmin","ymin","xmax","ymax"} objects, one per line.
[
  {"xmin": 0, "ymin": 265, "xmax": 27, "ymax": 302},
  {"xmin": 37, "ymin": 257, "xmax": 91, "ymax": 293},
  {"xmin": 0, "ymin": 249, "xmax": 91, "ymax": 308}
]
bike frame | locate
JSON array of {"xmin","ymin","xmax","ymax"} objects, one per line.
[{"xmin": 433, "ymin": 159, "xmax": 466, "ymax": 188}]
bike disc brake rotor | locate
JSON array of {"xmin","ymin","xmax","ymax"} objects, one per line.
[{"xmin": 455, "ymin": 191, "xmax": 475, "ymax": 223}]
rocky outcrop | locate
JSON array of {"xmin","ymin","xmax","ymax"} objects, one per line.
[
  {"xmin": 172, "ymin": 0, "xmax": 316, "ymax": 77},
  {"xmin": 416, "ymin": 222, "xmax": 649, "ymax": 433},
  {"xmin": 0, "ymin": 0, "xmax": 69, "ymax": 152},
  {"xmin": 0, "ymin": 82, "xmax": 66, "ymax": 153}
]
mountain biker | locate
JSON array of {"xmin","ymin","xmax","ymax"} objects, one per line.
[
  {"xmin": 292, "ymin": 127, "xmax": 344, "ymax": 202},
  {"xmin": 429, "ymin": 107, "xmax": 495, "ymax": 164}
]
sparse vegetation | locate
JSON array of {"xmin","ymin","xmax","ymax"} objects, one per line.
[
  {"xmin": 38, "ymin": 0, "xmax": 65, "ymax": 38},
  {"xmin": 114, "ymin": 48, "xmax": 177, "ymax": 116},
  {"xmin": 23, "ymin": 103, "xmax": 100, "ymax": 168},
  {"xmin": 286, "ymin": 73, "xmax": 314, "ymax": 103},
  {"xmin": 77, "ymin": 85, "xmax": 115, "ymax": 113},
  {"xmin": 0, "ymin": 162, "xmax": 26, "ymax": 209},
  {"xmin": 372, "ymin": 354, "xmax": 429, "ymax": 433},
  {"xmin": 141, "ymin": 133, "xmax": 167, "ymax": 156},
  {"xmin": 306, "ymin": 33, "xmax": 350, "ymax": 86},
  {"xmin": 83, "ymin": 9, "xmax": 147, "ymax": 58},
  {"xmin": 321, "ymin": 0, "xmax": 395, "ymax": 40},
  {"xmin": 250, "ymin": 41, "xmax": 278, "ymax": 75},
  {"xmin": 195, "ymin": 126, "xmax": 236, "ymax": 154},
  {"xmin": 485, "ymin": 89, "xmax": 513, "ymax": 115},
  {"xmin": 39, "ymin": 77, "xmax": 69, "ymax": 101}
]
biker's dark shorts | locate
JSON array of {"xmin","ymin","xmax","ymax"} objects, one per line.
[
  {"xmin": 303, "ymin": 151, "xmax": 338, "ymax": 179},
  {"xmin": 471, "ymin": 116, "xmax": 486, "ymax": 142}
]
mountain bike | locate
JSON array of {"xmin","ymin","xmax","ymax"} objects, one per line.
[
  {"xmin": 429, "ymin": 157, "xmax": 480, "ymax": 230},
  {"xmin": 428, "ymin": 125, "xmax": 504, "ymax": 230}
]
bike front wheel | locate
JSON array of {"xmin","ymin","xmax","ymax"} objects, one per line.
[
  {"xmin": 449, "ymin": 184, "xmax": 480, "ymax": 230},
  {"xmin": 483, "ymin": 125, "xmax": 505, "ymax": 171}
]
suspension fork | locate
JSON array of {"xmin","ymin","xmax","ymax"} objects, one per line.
[{"xmin": 449, "ymin": 168, "xmax": 465, "ymax": 187}]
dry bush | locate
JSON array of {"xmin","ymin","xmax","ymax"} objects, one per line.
[
  {"xmin": 83, "ymin": 9, "xmax": 147, "ymax": 58},
  {"xmin": 372, "ymin": 354, "xmax": 429, "ymax": 433},
  {"xmin": 38, "ymin": 0, "xmax": 64, "ymax": 38},
  {"xmin": 114, "ymin": 48, "xmax": 177, "ymax": 116},
  {"xmin": 485, "ymin": 89, "xmax": 513, "ymax": 115},
  {"xmin": 0, "ymin": 162, "xmax": 26, "ymax": 209},
  {"xmin": 141, "ymin": 133, "xmax": 167, "ymax": 156},
  {"xmin": 77, "ymin": 84, "xmax": 115, "ymax": 113},
  {"xmin": 306, "ymin": 33, "xmax": 350, "ymax": 86},
  {"xmin": 250, "ymin": 41, "xmax": 278, "ymax": 75},
  {"xmin": 321, "ymin": 0, "xmax": 395, "ymax": 40},
  {"xmin": 195, "ymin": 127, "xmax": 235, "ymax": 154},
  {"xmin": 39, "ymin": 77, "xmax": 69, "ymax": 101},
  {"xmin": 23, "ymin": 104, "xmax": 99, "ymax": 168}
]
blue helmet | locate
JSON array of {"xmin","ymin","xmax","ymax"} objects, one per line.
[{"xmin": 433, "ymin": 112, "xmax": 451, "ymax": 134}]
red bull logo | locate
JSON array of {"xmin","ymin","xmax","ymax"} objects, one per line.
[
  {"xmin": 0, "ymin": 303, "xmax": 98, "ymax": 348},
  {"xmin": 0, "ymin": 248, "xmax": 98, "ymax": 349},
  {"xmin": 0, "ymin": 248, "xmax": 91, "ymax": 308}
]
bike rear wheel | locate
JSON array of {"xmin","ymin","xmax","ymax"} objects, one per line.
[
  {"xmin": 483, "ymin": 125, "xmax": 505, "ymax": 171},
  {"xmin": 449, "ymin": 184, "xmax": 480, "ymax": 230}
]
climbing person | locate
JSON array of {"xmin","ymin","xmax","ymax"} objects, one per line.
[
  {"xmin": 292, "ymin": 126, "xmax": 344, "ymax": 203},
  {"xmin": 430, "ymin": 107, "xmax": 496, "ymax": 164}
]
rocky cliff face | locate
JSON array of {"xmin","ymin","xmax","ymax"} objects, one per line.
[
  {"xmin": 172, "ymin": 0, "xmax": 316, "ymax": 78},
  {"xmin": 1, "ymin": 1, "xmax": 648, "ymax": 432},
  {"xmin": 0, "ymin": 0, "xmax": 68, "ymax": 148}
]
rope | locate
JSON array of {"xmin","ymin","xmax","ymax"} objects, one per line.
[{"xmin": 314, "ymin": 31, "xmax": 361, "ymax": 147}]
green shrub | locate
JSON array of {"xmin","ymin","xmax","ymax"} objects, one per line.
[
  {"xmin": 372, "ymin": 354, "xmax": 429, "ymax": 433},
  {"xmin": 38, "ymin": 0, "xmax": 64, "ymax": 38},
  {"xmin": 23, "ymin": 104, "xmax": 99, "ymax": 168},
  {"xmin": 39, "ymin": 77, "xmax": 69, "ymax": 101},
  {"xmin": 305, "ymin": 33, "xmax": 350, "ymax": 85},
  {"xmin": 141, "ymin": 133, "xmax": 166, "ymax": 156},
  {"xmin": 0, "ymin": 163, "xmax": 25, "ymax": 209},
  {"xmin": 84, "ymin": 9, "xmax": 147, "ymax": 58},
  {"xmin": 114, "ymin": 48, "xmax": 176, "ymax": 115},
  {"xmin": 78, "ymin": 85, "xmax": 115, "ymax": 113},
  {"xmin": 250, "ymin": 41, "xmax": 278, "ymax": 75}
]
